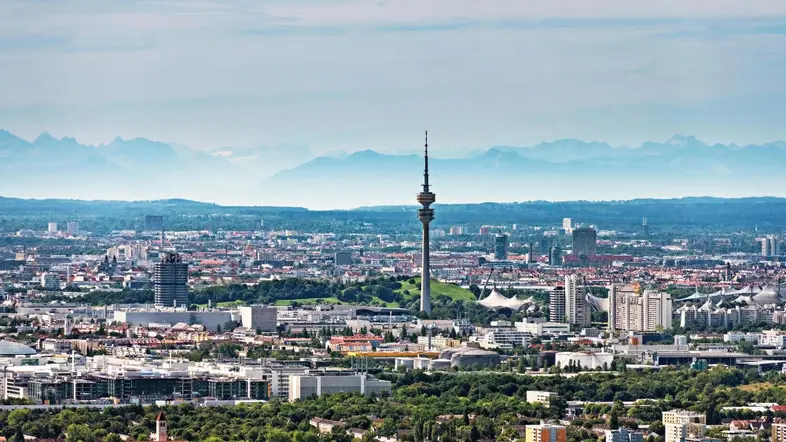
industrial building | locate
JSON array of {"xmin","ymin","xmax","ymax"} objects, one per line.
[
  {"xmin": 288, "ymin": 373, "xmax": 391, "ymax": 401},
  {"xmin": 113, "ymin": 310, "xmax": 234, "ymax": 331},
  {"xmin": 238, "ymin": 305, "xmax": 277, "ymax": 332}
]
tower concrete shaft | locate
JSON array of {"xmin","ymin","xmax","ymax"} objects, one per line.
[{"xmin": 417, "ymin": 131, "xmax": 435, "ymax": 313}]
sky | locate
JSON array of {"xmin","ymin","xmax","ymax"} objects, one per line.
[{"xmin": 2, "ymin": 1, "xmax": 786, "ymax": 154}]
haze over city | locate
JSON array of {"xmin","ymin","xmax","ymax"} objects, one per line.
[{"xmin": 3, "ymin": 0, "xmax": 786, "ymax": 154}]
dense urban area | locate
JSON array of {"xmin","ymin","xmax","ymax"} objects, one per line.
[{"xmin": 2, "ymin": 192, "xmax": 786, "ymax": 442}]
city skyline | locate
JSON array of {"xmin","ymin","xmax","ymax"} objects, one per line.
[{"xmin": 3, "ymin": 1, "xmax": 786, "ymax": 152}]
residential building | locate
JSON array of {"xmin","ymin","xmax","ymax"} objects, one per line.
[
  {"xmin": 525, "ymin": 424, "xmax": 567, "ymax": 442},
  {"xmin": 771, "ymin": 422, "xmax": 786, "ymax": 442},
  {"xmin": 606, "ymin": 428, "xmax": 644, "ymax": 442},
  {"xmin": 609, "ymin": 284, "xmax": 673, "ymax": 332},
  {"xmin": 526, "ymin": 391, "xmax": 559, "ymax": 407},
  {"xmin": 662, "ymin": 410, "xmax": 706, "ymax": 442},
  {"xmin": 759, "ymin": 330, "xmax": 786, "ymax": 347},
  {"xmin": 550, "ymin": 275, "xmax": 590, "ymax": 325}
]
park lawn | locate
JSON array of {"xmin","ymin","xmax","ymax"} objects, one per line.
[
  {"xmin": 396, "ymin": 277, "xmax": 476, "ymax": 302},
  {"xmin": 739, "ymin": 382, "xmax": 774, "ymax": 392}
]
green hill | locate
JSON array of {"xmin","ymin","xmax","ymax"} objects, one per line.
[{"xmin": 396, "ymin": 277, "xmax": 476, "ymax": 302}]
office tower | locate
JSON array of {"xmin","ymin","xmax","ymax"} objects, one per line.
[
  {"xmin": 47, "ymin": 222, "xmax": 58, "ymax": 234},
  {"xmin": 494, "ymin": 234, "xmax": 509, "ymax": 260},
  {"xmin": 662, "ymin": 410, "xmax": 706, "ymax": 442},
  {"xmin": 66, "ymin": 222, "xmax": 78, "ymax": 234},
  {"xmin": 609, "ymin": 284, "xmax": 673, "ymax": 332},
  {"xmin": 572, "ymin": 227, "xmax": 597, "ymax": 256},
  {"xmin": 606, "ymin": 428, "xmax": 644, "ymax": 442},
  {"xmin": 525, "ymin": 424, "xmax": 567, "ymax": 442},
  {"xmin": 145, "ymin": 215, "xmax": 164, "ymax": 232},
  {"xmin": 154, "ymin": 252, "xmax": 189, "ymax": 307},
  {"xmin": 562, "ymin": 218, "xmax": 573, "ymax": 234},
  {"xmin": 416, "ymin": 131, "xmax": 436, "ymax": 313},
  {"xmin": 549, "ymin": 246, "xmax": 562, "ymax": 266},
  {"xmin": 528, "ymin": 242, "xmax": 535, "ymax": 264},
  {"xmin": 334, "ymin": 251, "xmax": 352, "ymax": 266}
]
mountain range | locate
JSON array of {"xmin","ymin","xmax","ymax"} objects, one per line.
[{"xmin": 2, "ymin": 130, "xmax": 786, "ymax": 209}]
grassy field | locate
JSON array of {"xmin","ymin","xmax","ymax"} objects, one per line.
[{"xmin": 396, "ymin": 277, "xmax": 476, "ymax": 302}]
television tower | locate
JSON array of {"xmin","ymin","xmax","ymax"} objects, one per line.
[{"xmin": 417, "ymin": 131, "xmax": 436, "ymax": 313}]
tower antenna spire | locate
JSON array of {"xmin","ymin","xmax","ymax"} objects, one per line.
[{"xmin": 423, "ymin": 130, "xmax": 430, "ymax": 192}]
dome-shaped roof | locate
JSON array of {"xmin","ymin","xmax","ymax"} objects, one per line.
[{"xmin": 0, "ymin": 340, "xmax": 36, "ymax": 356}]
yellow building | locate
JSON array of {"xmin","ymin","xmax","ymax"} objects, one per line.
[{"xmin": 525, "ymin": 424, "xmax": 567, "ymax": 442}]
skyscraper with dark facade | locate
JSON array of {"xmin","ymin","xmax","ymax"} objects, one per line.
[
  {"xmin": 417, "ymin": 131, "xmax": 435, "ymax": 313},
  {"xmin": 154, "ymin": 252, "xmax": 188, "ymax": 307},
  {"xmin": 494, "ymin": 234, "xmax": 509, "ymax": 260},
  {"xmin": 572, "ymin": 227, "xmax": 597, "ymax": 256}
]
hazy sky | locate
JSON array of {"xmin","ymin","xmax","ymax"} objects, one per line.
[{"xmin": 2, "ymin": 1, "xmax": 786, "ymax": 153}]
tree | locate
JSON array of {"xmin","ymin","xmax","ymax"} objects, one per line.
[
  {"xmin": 609, "ymin": 410, "xmax": 620, "ymax": 429},
  {"xmin": 105, "ymin": 434, "xmax": 123, "ymax": 442}
]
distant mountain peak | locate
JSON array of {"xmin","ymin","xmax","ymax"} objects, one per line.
[{"xmin": 34, "ymin": 132, "xmax": 57, "ymax": 143}]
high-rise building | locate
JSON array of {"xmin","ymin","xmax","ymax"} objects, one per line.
[
  {"xmin": 562, "ymin": 218, "xmax": 573, "ymax": 234},
  {"xmin": 154, "ymin": 252, "xmax": 189, "ymax": 307},
  {"xmin": 416, "ymin": 131, "xmax": 436, "ymax": 313},
  {"xmin": 549, "ymin": 246, "xmax": 562, "ymax": 266},
  {"xmin": 334, "ymin": 251, "xmax": 352, "ymax": 266},
  {"xmin": 549, "ymin": 275, "xmax": 590, "ymax": 325},
  {"xmin": 572, "ymin": 227, "xmax": 597, "ymax": 256},
  {"xmin": 66, "ymin": 222, "xmax": 78, "ymax": 234},
  {"xmin": 525, "ymin": 424, "xmax": 567, "ymax": 442},
  {"xmin": 762, "ymin": 235, "xmax": 779, "ymax": 257},
  {"xmin": 609, "ymin": 284, "xmax": 673, "ymax": 332},
  {"xmin": 145, "ymin": 215, "xmax": 164, "ymax": 232},
  {"xmin": 662, "ymin": 410, "xmax": 706, "ymax": 442},
  {"xmin": 565, "ymin": 275, "xmax": 591, "ymax": 326},
  {"xmin": 606, "ymin": 428, "xmax": 644, "ymax": 442},
  {"xmin": 47, "ymin": 222, "xmax": 58, "ymax": 234},
  {"xmin": 479, "ymin": 225, "xmax": 493, "ymax": 236},
  {"xmin": 494, "ymin": 234, "xmax": 509, "ymax": 260}
]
